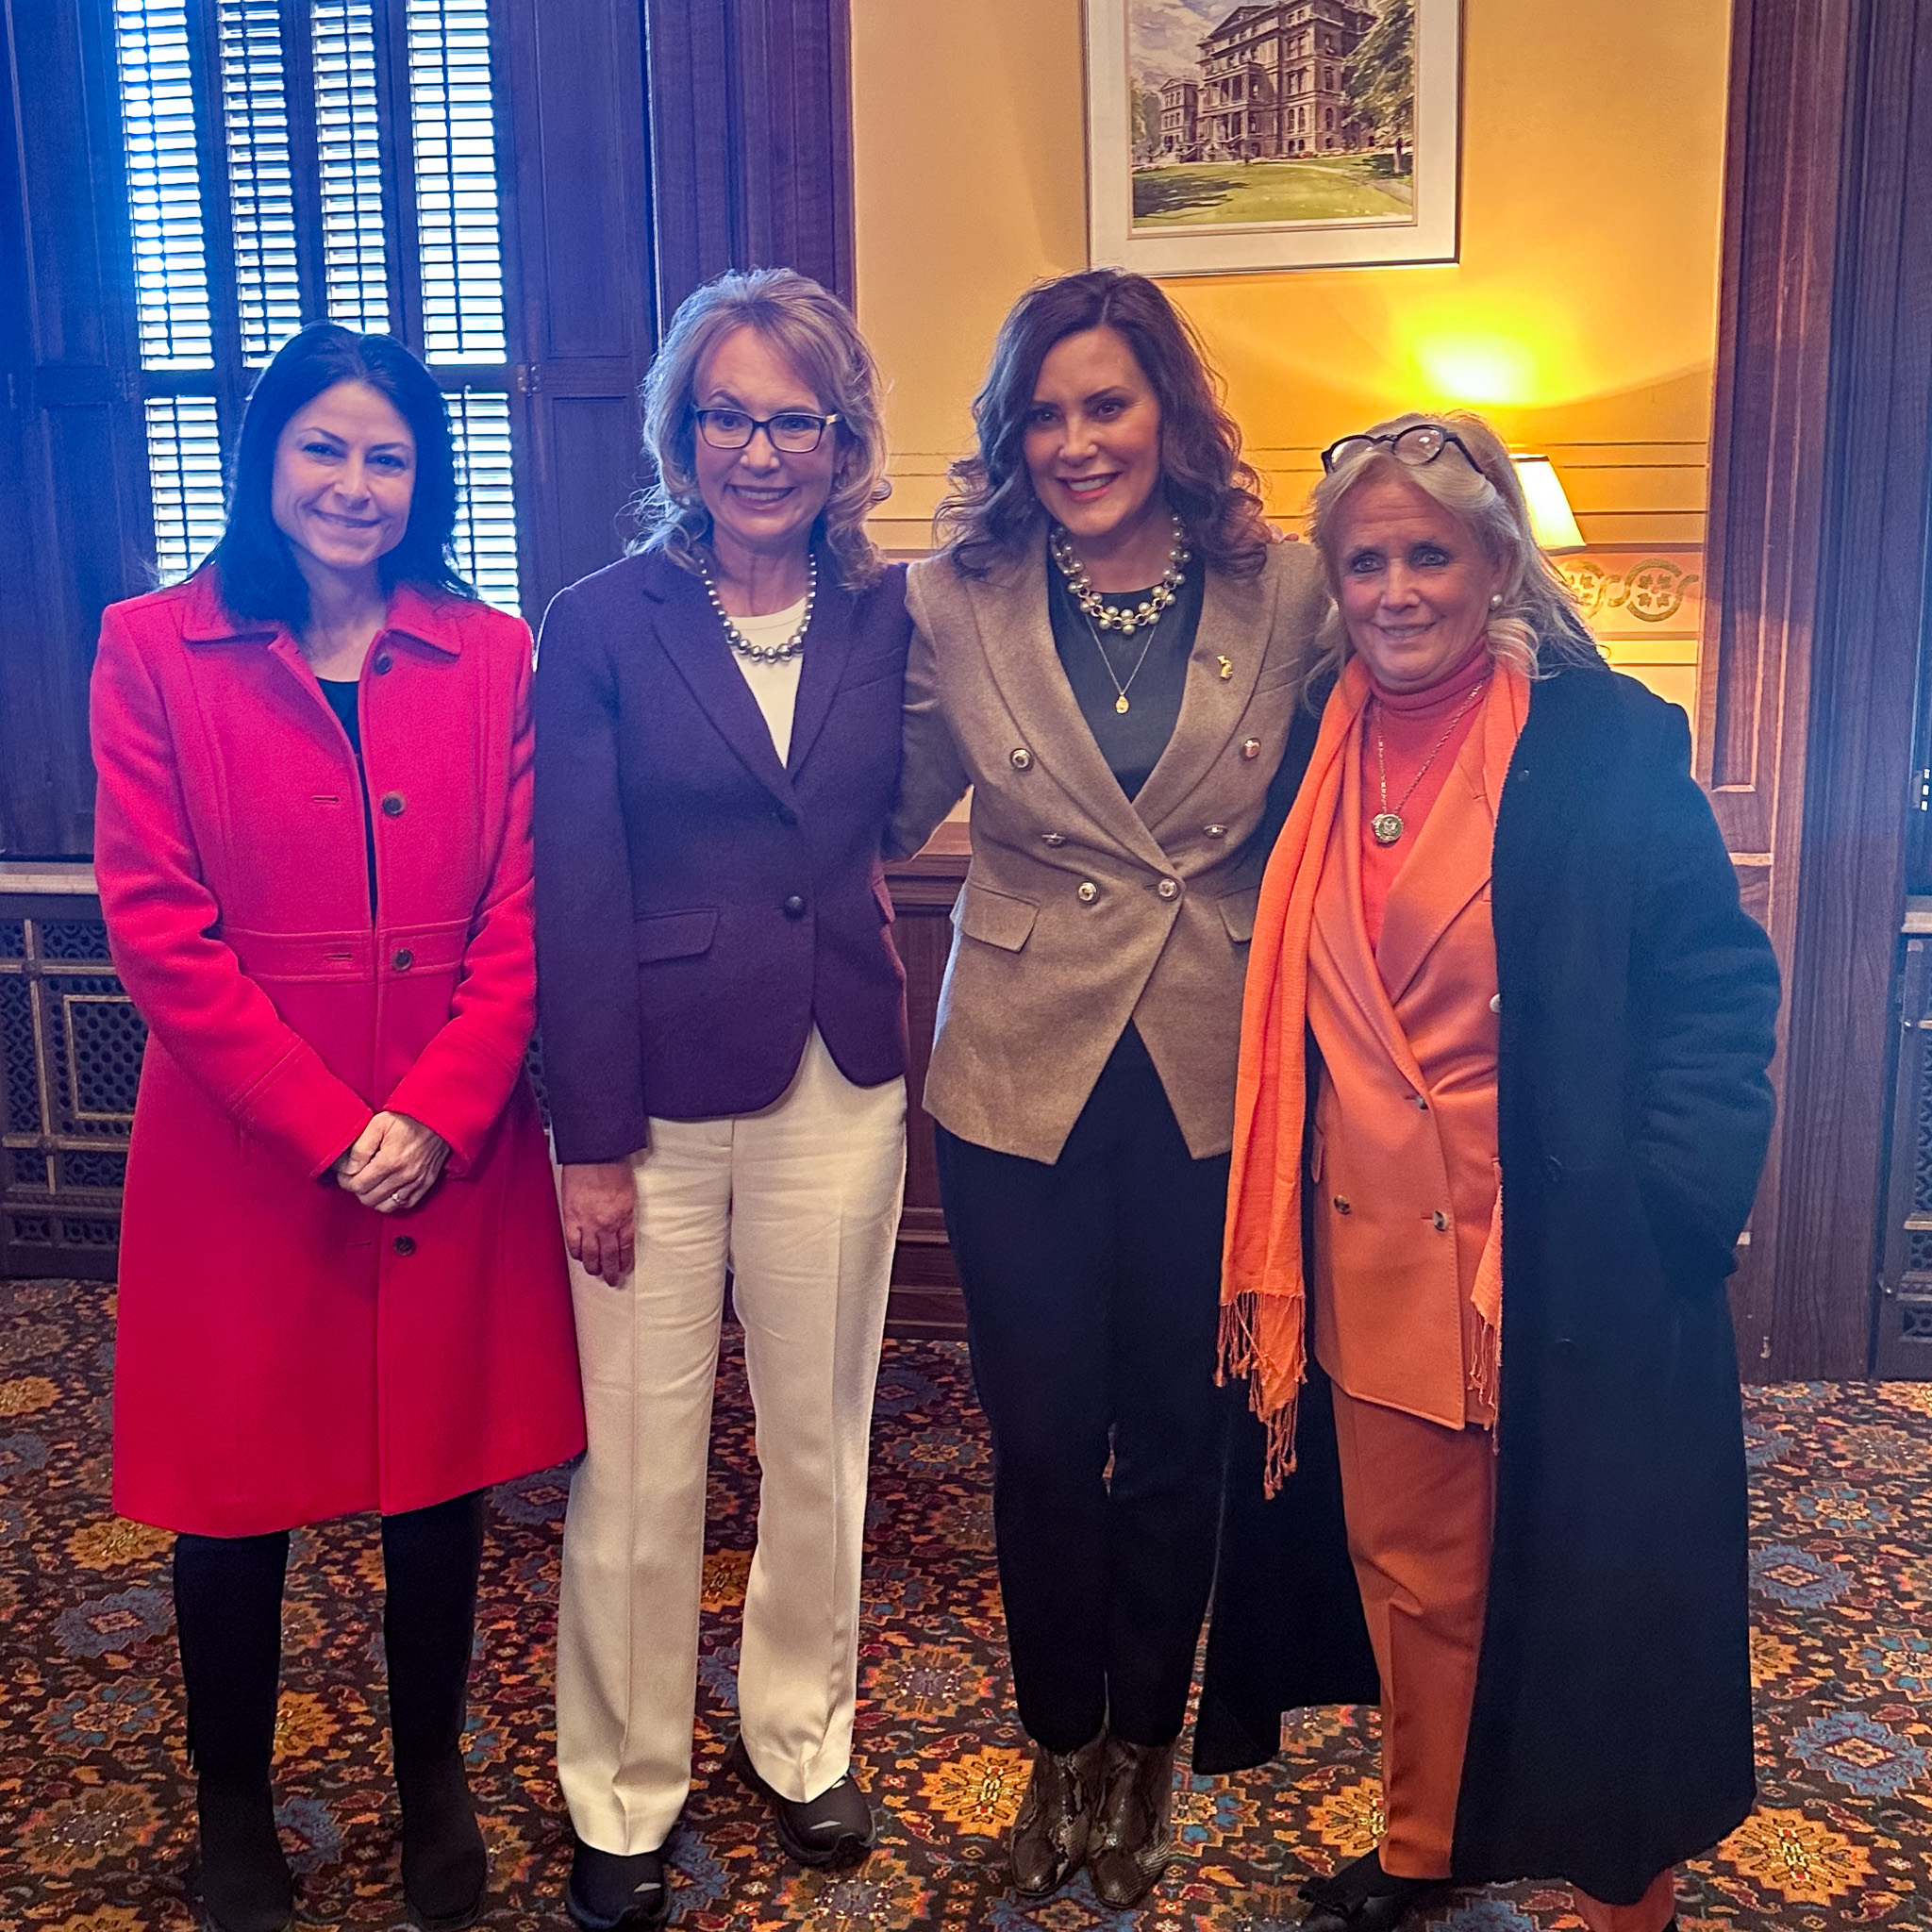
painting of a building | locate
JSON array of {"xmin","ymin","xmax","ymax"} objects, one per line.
[{"xmin": 1156, "ymin": 1, "xmax": 1378, "ymax": 162}]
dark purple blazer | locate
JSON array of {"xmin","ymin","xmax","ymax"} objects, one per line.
[{"xmin": 533, "ymin": 545, "xmax": 910, "ymax": 1163}]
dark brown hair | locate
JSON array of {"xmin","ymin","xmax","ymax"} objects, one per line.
[{"xmin": 935, "ymin": 269, "xmax": 1272, "ymax": 579}]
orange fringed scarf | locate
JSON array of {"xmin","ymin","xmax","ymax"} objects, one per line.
[{"xmin": 1220, "ymin": 655, "xmax": 1531, "ymax": 1491}]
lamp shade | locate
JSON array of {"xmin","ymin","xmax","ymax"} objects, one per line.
[{"xmin": 1509, "ymin": 454, "xmax": 1585, "ymax": 553}]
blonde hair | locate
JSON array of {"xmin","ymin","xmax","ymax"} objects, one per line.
[
  {"xmin": 1304, "ymin": 408, "xmax": 1599, "ymax": 695},
  {"xmin": 631, "ymin": 267, "xmax": 890, "ymax": 591}
]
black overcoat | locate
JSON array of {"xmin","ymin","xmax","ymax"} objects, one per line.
[{"xmin": 1194, "ymin": 657, "xmax": 1781, "ymax": 1907}]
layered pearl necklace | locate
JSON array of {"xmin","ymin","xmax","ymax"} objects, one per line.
[
  {"xmin": 701, "ymin": 555, "xmax": 816, "ymax": 663},
  {"xmin": 1049, "ymin": 515, "xmax": 1191, "ymax": 634}
]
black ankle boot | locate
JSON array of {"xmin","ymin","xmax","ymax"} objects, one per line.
[
  {"xmin": 397, "ymin": 1751, "xmax": 487, "ymax": 1931},
  {"xmin": 1299, "ymin": 1848, "xmax": 1450, "ymax": 1932},
  {"xmin": 195, "ymin": 1777, "xmax": 294, "ymax": 1932},
  {"xmin": 383, "ymin": 1492, "xmax": 489, "ymax": 1930},
  {"xmin": 174, "ymin": 1530, "xmax": 294, "ymax": 1932}
]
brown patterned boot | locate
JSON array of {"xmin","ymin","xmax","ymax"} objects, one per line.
[
  {"xmin": 1088, "ymin": 1735, "xmax": 1179, "ymax": 1908},
  {"xmin": 1008, "ymin": 1730, "xmax": 1108, "ymax": 1898}
]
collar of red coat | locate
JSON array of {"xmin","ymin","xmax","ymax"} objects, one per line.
[{"xmin": 177, "ymin": 570, "xmax": 468, "ymax": 656}]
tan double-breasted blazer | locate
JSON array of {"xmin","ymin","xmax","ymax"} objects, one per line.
[{"xmin": 885, "ymin": 529, "xmax": 1329, "ymax": 1163}]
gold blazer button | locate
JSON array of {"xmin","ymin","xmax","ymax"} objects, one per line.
[
  {"xmin": 1010, "ymin": 747, "xmax": 1033, "ymax": 770},
  {"xmin": 1204, "ymin": 824, "xmax": 1227, "ymax": 838},
  {"xmin": 1041, "ymin": 832, "xmax": 1066, "ymax": 846},
  {"xmin": 1076, "ymin": 881, "xmax": 1099, "ymax": 904},
  {"xmin": 1240, "ymin": 739, "xmax": 1261, "ymax": 760},
  {"xmin": 1156, "ymin": 878, "xmax": 1179, "ymax": 900}
]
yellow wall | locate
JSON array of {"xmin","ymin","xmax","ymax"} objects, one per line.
[{"xmin": 852, "ymin": 0, "xmax": 1731, "ymax": 711}]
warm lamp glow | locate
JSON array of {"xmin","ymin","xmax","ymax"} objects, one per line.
[
  {"xmin": 1509, "ymin": 454, "xmax": 1585, "ymax": 553},
  {"xmin": 1412, "ymin": 335, "xmax": 1539, "ymax": 407}
]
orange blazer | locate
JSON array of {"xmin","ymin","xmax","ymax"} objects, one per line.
[{"xmin": 1307, "ymin": 709, "xmax": 1501, "ymax": 1429}]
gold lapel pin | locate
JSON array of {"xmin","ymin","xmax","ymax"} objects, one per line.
[{"xmin": 1217, "ymin": 655, "xmax": 1234, "ymax": 680}]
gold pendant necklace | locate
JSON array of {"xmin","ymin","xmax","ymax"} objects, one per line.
[
  {"xmin": 1083, "ymin": 605, "xmax": 1163, "ymax": 713},
  {"xmin": 1372, "ymin": 676, "xmax": 1489, "ymax": 845}
]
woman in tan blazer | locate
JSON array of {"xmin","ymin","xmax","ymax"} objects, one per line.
[{"xmin": 886, "ymin": 268, "xmax": 1326, "ymax": 1909}]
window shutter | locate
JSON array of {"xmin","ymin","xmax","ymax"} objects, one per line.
[{"xmin": 495, "ymin": 0, "xmax": 654, "ymax": 616}]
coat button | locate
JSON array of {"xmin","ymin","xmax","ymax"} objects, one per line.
[
  {"xmin": 1041, "ymin": 832, "xmax": 1066, "ymax": 847},
  {"xmin": 1431, "ymin": 1210, "xmax": 1450, "ymax": 1232},
  {"xmin": 1332, "ymin": 1195, "xmax": 1351, "ymax": 1215},
  {"xmin": 380, "ymin": 792, "xmax": 406, "ymax": 817},
  {"xmin": 783, "ymin": 894, "xmax": 807, "ymax": 919},
  {"xmin": 373, "ymin": 653, "xmax": 393, "ymax": 675},
  {"xmin": 391, "ymin": 947, "xmax": 414, "ymax": 971},
  {"xmin": 1010, "ymin": 747, "xmax": 1033, "ymax": 770},
  {"xmin": 1490, "ymin": 993, "xmax": 1502, "ymax": 1013},
  {"xmin": 1204, "ymin": 824, "xmax": 1227, "ymax": 838},
  {"xmin": 1156, "ymin": 878, "xmax": 1179, "ymax": 900},
  {"xmin": 1076, "ymin": 881, "xmax": 1099, "ymax": 904},
  {"xmin": 1544, "ymin": 1155, "xmax": 1565, "ymax": 1186},
  {"xmin": 1241, "ymin": 738, "xmax": 1261, "ymax": 760},
  {"xmin": 392, "ymin": 1235, "xmax": 416, "ymax": 1256},
  {"xmin": 1412, "ymin": 1093, "xmax": 1428, "ymax": 1111}
]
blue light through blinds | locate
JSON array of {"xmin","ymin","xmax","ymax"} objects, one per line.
[
  {"xmin": 112, "ymin": 0, "xmax": 213, "ymax": 368},
  {"xmin": 407, "ymin": 0, "xmax": 507, "ymax": 361},
  {"xmin": 313, "ymin": 1, "xmax": 391, "ymax": 333},
  {"xmin": 143, "ymin": 397, "xmax": 226, "ymax": 582},
  {"xmin": 448, "ymin": 391, "xmax": 519, "ymax": 611},
  {"xmin": 218, "ymin": 2, "xmax": 302, "ymax": 362}
]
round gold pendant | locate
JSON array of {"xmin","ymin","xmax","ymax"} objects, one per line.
[
  {"xmin": 1371, "ymin": 811, "xmax": 1405, "ymax": 845},
  {"xmin": 1114, "ymin": 694, "xmax": 1130, "ymax": 714}
]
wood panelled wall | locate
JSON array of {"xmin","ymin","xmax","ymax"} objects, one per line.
[{"xmin": 1701, "ymin": 0, "xmax": 1932, "ymax": 1379}]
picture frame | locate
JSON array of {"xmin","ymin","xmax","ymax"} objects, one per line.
[{"xmin": 1084, "ymin": 0, "xmax": 1464, "ymax": 276}]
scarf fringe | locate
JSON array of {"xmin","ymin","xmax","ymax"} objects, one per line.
[{"xmin": 1217, "ymin": 1288, "xmax": 1307, "ymax": 1496}]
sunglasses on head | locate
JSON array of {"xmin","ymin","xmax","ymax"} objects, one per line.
[{"xmin": 1320, "ymin": 423, "xmax": 1485, "ymax": 477}]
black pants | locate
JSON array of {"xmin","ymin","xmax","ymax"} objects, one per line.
[
  {"xmin": 935, "ymin": 1026, "xmax": 1233, "ymax": 1753},
  {"xmin": 173, "ymin": 1491, "xmax": 486, "ymax": 1789}
]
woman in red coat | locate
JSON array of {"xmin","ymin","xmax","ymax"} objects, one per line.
[{"xmin": 90, "ymin": 324, "xmax": 585, "ymax": 1932}]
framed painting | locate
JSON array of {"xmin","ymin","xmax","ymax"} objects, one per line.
[{"xmin": 1085, "ymin": 0, "xmax": 1463, "ymax": 275}]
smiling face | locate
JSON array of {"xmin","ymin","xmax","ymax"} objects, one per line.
[
  {"xmin": 1022, "ymin": 325, "xmax": 1165, "ymax": 557},
  {"xmin": 1328, "ymin": 473, "xmax": 1508, "ymax": 692},
  {"xmin": 690, "ymin": 325, "xmax": 838, "ymax": 573},
  {"xmin": 270, "ymin": 380, "xmax": 416, "ymax": 591}
]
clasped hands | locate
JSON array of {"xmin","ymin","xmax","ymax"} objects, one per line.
[{"xmin": 334, "ymin": 1109, "xmax": 450, "ymax": 1214}]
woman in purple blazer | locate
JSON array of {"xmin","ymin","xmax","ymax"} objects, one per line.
[{"xmin": 533, "ymin": 269, "xmax": 909, "ymax": 1931}]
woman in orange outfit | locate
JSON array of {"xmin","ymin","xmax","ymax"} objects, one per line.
[{"xmin": 1196, "ymin": 411, "xmax": 1780, "ymax": 1932}]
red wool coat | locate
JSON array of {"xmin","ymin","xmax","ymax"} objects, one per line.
[{"xmin": 91, "ymin": 572, "xmax": 586, "ymax": 1537}]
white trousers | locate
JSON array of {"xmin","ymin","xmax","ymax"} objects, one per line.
[{"xmin": 556, "ymin": 1029, "xmax": 907, "ymax": 1855}]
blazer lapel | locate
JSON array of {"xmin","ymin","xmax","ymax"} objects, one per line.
[
  {"xmin": 641, "ymin": 554, "xmax": 796, "ymax": 808},
  {"xmin": 1131, "ymin": 558, "xmax": 1278, "ymax": 837},
  {"xmin": 782, "ymin": 547, "xmax": 857, "ymax": 776},
  {"xmin": 1375, "ymin": 723, "xmax": 1495, "ymax": 1007},
  {"xmin": 1312, "ymin": 718, "xmax": 1431, "ymax": 1091},
  {"xmin": 972, "ymin": 531, "xmax": 1172, "ymax": 872}
]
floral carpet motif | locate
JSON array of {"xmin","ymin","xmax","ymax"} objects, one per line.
[{"xmin": 5, "ymin": 1276, "xmax": 1932, "ymax": 1929}]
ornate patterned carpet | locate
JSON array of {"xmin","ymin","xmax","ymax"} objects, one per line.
[{"xmin": 6, "ymin": 1274, "xmax": 1932, "ymax": 1931}]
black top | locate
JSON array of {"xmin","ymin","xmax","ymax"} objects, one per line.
[
  {"xmin": 318, "ymin": 676, "xmax": 377, "ymax": 914},
  {"xmin": 1047, "ymin": 553, "xmax": 1204, "ymax": 799}
]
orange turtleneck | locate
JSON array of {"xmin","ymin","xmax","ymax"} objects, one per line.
[{"xmin": 1358, "ymin": 641, "xmax": 1492, "ymax": 952}]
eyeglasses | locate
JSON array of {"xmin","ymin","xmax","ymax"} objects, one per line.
[
  {"xmin": 1320, "ymin": 423, "xmax": 1484, "ymax": 476},
  {"xmin": 693, "ymin": 408, "xmax": 841, "ymax": 455}
]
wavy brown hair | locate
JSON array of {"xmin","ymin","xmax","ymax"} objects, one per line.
[{"xmin": 936, "ymin": 269, "xmax": 1271, "ymax": 579}]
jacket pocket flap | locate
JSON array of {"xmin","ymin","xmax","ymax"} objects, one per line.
[
  {"xmin": 1218, "ymin": 887, "xmax": 1259, "ymax": 943},
  {"xmin": 955, "ymin": 880, "xmax": 1038, "ymax": 952},
  {"xmin": 635, "ymin": 908, "xmax": 719, "ymax": 963}
]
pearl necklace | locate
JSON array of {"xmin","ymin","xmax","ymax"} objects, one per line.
[
  {"xmin": 1049, "ymin": 516, "xmax": 1191, "ymax": 634},
  {"xmin": 701, "ymin": 555, "xmax": 816, "ymax": 663}
]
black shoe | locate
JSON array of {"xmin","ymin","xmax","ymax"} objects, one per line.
[
  {"xmin": 1299, "ymin": 1849, "xmax": 1450, "ymax": 1932},
  {"xmin": 565, "ymin": 1838, "xmax": 672, "ymax": 1931},
  {"xmin": 397, "ymin": 1752, "xmax": 489, "ymax": 1930},
  {"xmin": 724, "ymin": 1733, "xmax": 874, "ymax": 1868},
  {"xmin": 1009, "ymin": 1731, "xmax": 1108, "ymax": 1898},
  {"xmin": 196, "ymin": 1778, "xmax": 294, "ymax": 1932},
  {"xmin": 1087, "ymin": 1736, "xmax": 1179, "ymax": 1909}
]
